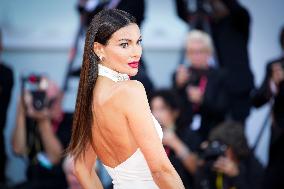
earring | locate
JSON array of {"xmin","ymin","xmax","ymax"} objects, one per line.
[{"xmin": 99, "ymin": 55, "xmax": 104, "ymax": 61}]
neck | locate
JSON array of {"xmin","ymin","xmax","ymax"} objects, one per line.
[{"xmin": 98, "ymin": 64, "xmax": 129, "ymax": 82}]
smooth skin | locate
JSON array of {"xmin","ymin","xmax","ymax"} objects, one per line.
[{"xmin": 74, "ymin": 24, "xmax": 184, "ymax": 189}]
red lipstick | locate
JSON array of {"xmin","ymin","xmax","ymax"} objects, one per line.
[{"xmin": 128, "ymin": 61, "xmax": 139, "ymax": 68}]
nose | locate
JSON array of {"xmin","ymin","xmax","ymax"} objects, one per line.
[{"xmin": 131, "ymin": 44, "xmax": 142, "ymax": 59}]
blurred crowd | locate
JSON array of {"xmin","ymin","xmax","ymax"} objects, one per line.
[{"xmin": 0, "ymin": 0, "xmax": 284, "ymax": 189}]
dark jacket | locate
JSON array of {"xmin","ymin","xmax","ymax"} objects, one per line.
[
  {"xmin": 80, "ymin": 0, "xmax": 145, "ymax": 27},
  {"xmin": 0, "ymin": 63, "xmax": 13, "ymax": 183},
  {"xmin": 251, "ymin": 56, "xmax": 284, "ymax": 189},
  {"xmin": 116, "ymin": 0, "xmax": 145, "ymax": 27},
  {"xmin": 173, "ymin": 67, "xmax": 229, "ymax": 141},
  {"xmin": 251, "ymin": 57, "xmax": 284, "ymax": 129}
]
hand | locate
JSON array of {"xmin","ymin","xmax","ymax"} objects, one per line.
[
  {"xmin": 271, "ymin": 63, "xmax": 284, "ymax": 85},
  {"xmin": 213, "ymin": 156, "xmax": 239, "ymax": 177},
  {"xmin": 162, "ymin": 129, "xmax": 178, "ymax": 148},
  {"xmin": 186, "ymin": 86, "xmax": 203, "ymax": 104},
  {"xmin": 26, "ymin": 107, "xmax": 50, "ymax": 122},
  {"xmin": 176, "ymin": 65, "xmax": 190, "ymax": 88}
]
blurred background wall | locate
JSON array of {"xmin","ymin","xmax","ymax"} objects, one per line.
[{"xmin": 0, "ymin": 0, "xmax": 284, "ymax": 185}]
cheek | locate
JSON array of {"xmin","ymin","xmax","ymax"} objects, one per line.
[
  {"xmin": 190, "ymin": 54, "xmax": 208, "ymax": 64},
  {"xmin": 107, "ymin": 47, "xmax": 129, "ymax": 62},
  {"xmin": 188, "ymin": 53, "xmax": 199, "ymax": 61}
]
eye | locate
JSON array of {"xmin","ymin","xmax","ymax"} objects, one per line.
[
  {"xmin": 137, "ymin": 39, "xmax": 142, "ymax": 45},
  {"xmin": 120, "ymin": 43, "xmax": 129, "ymax": 48}
]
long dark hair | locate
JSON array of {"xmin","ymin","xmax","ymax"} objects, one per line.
[{"xmin": 67, "ymin": 9, "xmax": 136, "ymax": 159}]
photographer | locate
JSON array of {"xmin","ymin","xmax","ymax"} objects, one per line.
[
  {"xmin": 12, "ymin": 76, "xmax": 72, "ymax": 189},
  {"xmin": 195, "ymin": 121, "xmax": 264, "ymax": 189},
  {"xmin": 173, "ymin": 30, "xmax": 228, "ymax": 141},
  {"xmin": 175, "ymin": 0, "xmax": 254, "ymax": 123},
  {"xmin": 251, "ymin": 26, "xmax": 284, "ymax": 189}
]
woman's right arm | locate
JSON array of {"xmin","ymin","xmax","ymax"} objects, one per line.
[
  {"xmin": 118, "ymin": 81, "xmax": 184, "ymax": 189},
  {"xmin": 73, "ymin": 144, "xmax": 103, "ymax": 189}
]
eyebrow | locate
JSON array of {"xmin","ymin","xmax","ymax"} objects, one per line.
[{"xmin": 118, "ymin": 36, "xmax": 142, "ymax": 42}]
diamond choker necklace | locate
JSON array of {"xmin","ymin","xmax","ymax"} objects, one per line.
[{"xmin": 98, "ymin": 64, "xmax": 129, "ymax": 82}]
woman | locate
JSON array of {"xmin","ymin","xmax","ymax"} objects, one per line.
[
  {"xmin": 150, "ymin": 89, "xmax": 202, "ymax": 189},
  {"xmin": 67, "ymin": 9, "xmax": 184, "ymax": 189}
]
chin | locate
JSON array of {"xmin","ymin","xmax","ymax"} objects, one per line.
[{"xmin": 128, "ymin": 68, "xmax": 139, "ymax": 77}]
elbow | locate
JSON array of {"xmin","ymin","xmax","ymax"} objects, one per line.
[{"xmin": 150, "ymin": 161, "xmax": 175, "ymax": 180}]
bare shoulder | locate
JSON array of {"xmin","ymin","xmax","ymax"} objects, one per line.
[
  {"xmin": 112, "ymin": 80, "xmax": 148, "ymax": 105},
  {"xmin": 118, "ymin": 80, "xmax": 145, "ymax": 93}
]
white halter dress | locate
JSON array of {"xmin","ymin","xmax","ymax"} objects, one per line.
[{"xmin": 98, "ymin": 64, "xmax": 163, "ymax": 189}]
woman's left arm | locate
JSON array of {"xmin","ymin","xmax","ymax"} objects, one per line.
[{"xmin": 74, "ymin": 144, "xmax": 103, "ymax": 189}]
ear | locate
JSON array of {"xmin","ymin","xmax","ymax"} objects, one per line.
[{"xmin": 93, "ymin": 42, "xmax": 105, "ymax": 58}]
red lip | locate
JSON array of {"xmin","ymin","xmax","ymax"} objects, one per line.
[{"xmin": 128, "ymin": 61, "xmax": 139, "ymax": 68}]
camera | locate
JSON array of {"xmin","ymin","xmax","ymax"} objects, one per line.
[
  {"xmin": 186, "ymin": 67, "xmax": 208, "ymax": 87},
  {"xmin": 201, "ymin": 140, "xmax": 227, "ymax": 162},
  {"xmin": 21, "ymin": 74, "xmax": 53, "ymax": 111},
  {"xmin": 195, "ymin": 141, "xmax": 228, "ymax": 189}
]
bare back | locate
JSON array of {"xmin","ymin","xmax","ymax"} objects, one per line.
[{"xmin": 91, "ymin": 77, "xmax": 138, "ymax": 168}]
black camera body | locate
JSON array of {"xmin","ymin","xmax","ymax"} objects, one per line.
[
  {"xmin": 21, "ymin": 75, "xmax": 51, "ymax": 111},
  {"xmin": 201, "ymin": 140, "xmax": 227, "ymax": 162},
  {"xmin": 188, "ymin": 69, "xmax": 201, "ymax": 86},
  {"xmin": 186, "ymin": 67, "xmax": 208, "ymax": 87},
  {"xmin": 195, "ymin": 141, "xmax": 228, "ymax": 189},
  {"xmin": 31, "ymin": 90, "xmax": 47, "ymax": 111}
]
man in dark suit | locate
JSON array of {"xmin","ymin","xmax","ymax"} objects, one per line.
[
  {"xmin": 173, "ymin": 30, "xmax": 228, "ymax": 141},
  {"xmin": 175, "ymin": 0, "xmax": 254, "ymax": 123}
]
